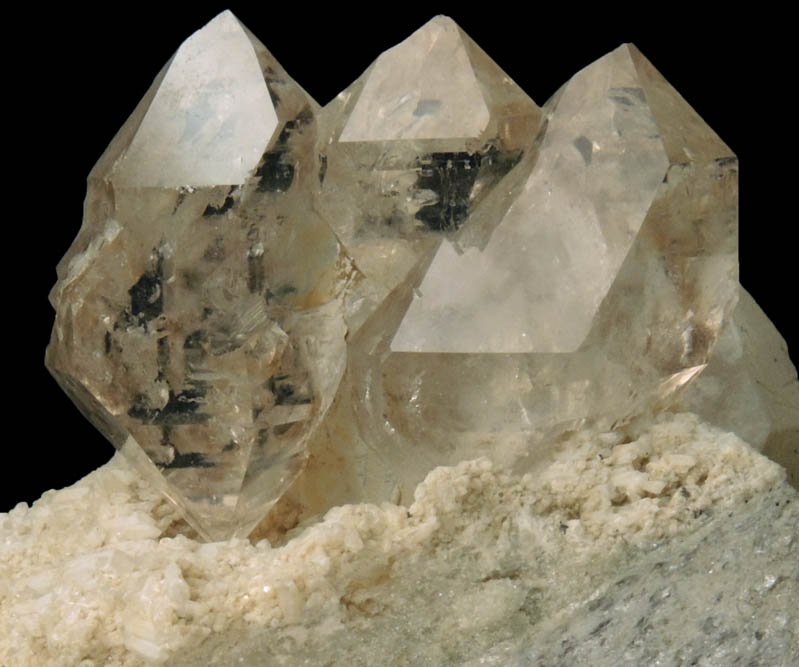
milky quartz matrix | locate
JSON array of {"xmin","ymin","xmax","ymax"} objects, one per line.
[{"xmin": 46, "ymin": 11, "xmax": 798, "ymax": 541}]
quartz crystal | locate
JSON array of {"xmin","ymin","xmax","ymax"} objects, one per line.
[
  {"xmin": 47, "ymin": 12, "xmax": 349, "ymax": 541},
  {"xmin": 46, "ymin": 12, "xmax": 797, "ymax": 541},
  {"xmin": 678, "ymin": 287, "xmax": 799, "ymax": 486},
  {"xmin": 336, "ymin": 38, "xmax": 739, "ymax": 499}
]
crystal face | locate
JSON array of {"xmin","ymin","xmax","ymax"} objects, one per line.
[
  {"xmin": 46, "ymin": 12, "xmax": 796, "ymax": 541},
  {"xmin": 315, "ymin": 16, "xmax": 541, "ymax": 334},
  {"xmin": 47, "ymin": 12, "xmax": 349, "ymax": 541}
]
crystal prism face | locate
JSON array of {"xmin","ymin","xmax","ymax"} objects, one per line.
[
  {"xmin": 678, "ymin": 288, "xmax": 799, "ymax": 486},
  {"xmin": 315, "ymin": 16, "xmax": 542, "ymax": 332},
  {"xmin": 345, "ymin": 43, "xmax": 739, "ymax": 496},
  {"xmin": 392, "ymin": 46, "xmax": 670, "ymax": 353},
  {"xmin": 46, "ymin": 11, "xmax": 348, "ymax": 541},
  {"xmin": 49, "ymin": 13, "xmax": 777, "ymax": 541}
]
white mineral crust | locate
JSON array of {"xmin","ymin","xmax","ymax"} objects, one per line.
[{"xmin": 2, "ymin": 414, "xmax": 796, "ymax": 666}]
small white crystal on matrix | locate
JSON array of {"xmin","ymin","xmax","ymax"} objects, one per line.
[{"xmin": 45, "ymin": 12, "xmax": 799, "ymax": 541}]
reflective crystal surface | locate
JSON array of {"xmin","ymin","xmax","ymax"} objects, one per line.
[
  {"xmin": 47, "ymin": 12, "xmax": 796, "ymax": 540},
  {"xmin": 47, "ymin": 12, "xmax": 349, "ymax": 541},
  {"xmin": 340, "ymin": 42, "xmax": 739, "ymax": 499},
  {"xmin": 315, "ymin": 16, "xmax": 541, "ymax": 334},
  {"xmin": 679, "ymin": 287, "xmax": 799, "ymax": 486}
]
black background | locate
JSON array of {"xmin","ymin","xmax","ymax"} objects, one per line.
[{"xmin": 6, "ymin": 5, "xmax": 796, "ymax": 511}]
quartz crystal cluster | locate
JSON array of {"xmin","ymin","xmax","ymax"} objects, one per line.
[{"xmin": 46, "ymin": 12, "xmax": 798, "ymax": 541}]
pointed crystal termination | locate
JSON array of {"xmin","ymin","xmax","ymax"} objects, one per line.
[
  {"xmin": 46, "ymin": 11, "xmax": 349, "ymax": 541},
  {"xmin": 315, "ymin": 16, "xmax": 542, "ymax": 334},
  {"xmin": 115, "ymin": 12, "xmax": 278, "ymax": 188},
  {"xmin": 392, "ymin": 45, "xmax": 670, "ymax": 353},
  {"xmin": 341, "ymin": 43, "xmax": 739, "ymax": 500},
  {"xmin": 50, "ymin": 16, "xmax": 794, "ymax": 539}
]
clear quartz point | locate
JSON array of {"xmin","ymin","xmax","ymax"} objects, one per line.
[
  {"xmin": 46, "ymin": 14, "xmax": 798, "ymax": 541},
  {"xmin": 315, "ymin": 16, "xmax": 542, "ymax": 334},
  {"xmin": 341, "ymin": 43, "xmax": 740, "ymax": 500},
  {"xmin": 47, "ymin": 11, "xmax": 348, "ymax": 541}
]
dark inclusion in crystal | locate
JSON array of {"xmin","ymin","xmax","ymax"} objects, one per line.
[
  {"xmin": 128, "ymin": 386, "xmax": 209, "ymax": 426},
  {"xmin": 415, "ymin": 146, "xmax": 522, "ymax": 232}
]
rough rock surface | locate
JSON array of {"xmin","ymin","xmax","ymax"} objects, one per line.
[{"xmin": 1, "ymin": 413, "xmax": 796, "ymax": 666}]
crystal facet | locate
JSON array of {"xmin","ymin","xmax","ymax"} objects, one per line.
[
  {"xmin": 315, "ymin": 16, "xmax": 541, "ymax": 334},
  {"xmin": 339, "ymin": 43, "xmax": 739, "ymax": 500},
  {"xmin": 47, "ymin": 11, "xmax": 348, "ymax": 541},
  {"xmin": 115, "ymin": 12, "xmax": 278, "ymax": 188},
  {"xmin": 46, "ymin": 13, "xmax": 797, "ymax": 540},
  {"xmin": 679, "ymin": 287, "xmax": 799, "ymax": 486},
  {"xmin": 392, "ymin": 45, "xmax": 671, "ymax": 354}
]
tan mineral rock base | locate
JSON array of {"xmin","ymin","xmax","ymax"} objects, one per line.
[{"xmin": 2, "ymin": 413, "xmax": 797, "ymax": 666}]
